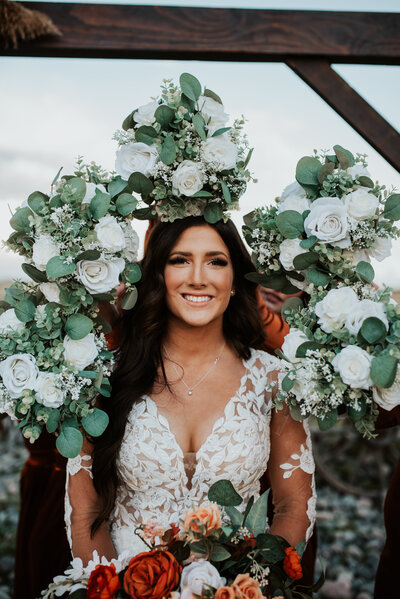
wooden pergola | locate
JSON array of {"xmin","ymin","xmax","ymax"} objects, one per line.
[{"xmin": 2, "ymin": 3, "xmax": 400, "ymax": 171}]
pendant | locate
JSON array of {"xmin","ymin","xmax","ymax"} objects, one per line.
[{"xmin": 188, "ymin": 390, "xmax": 193, "ymax": 396}]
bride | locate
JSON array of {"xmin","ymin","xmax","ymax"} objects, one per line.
[{"xmin": 65, "ymin": 216, "xmax": 316, "ymax": 564}]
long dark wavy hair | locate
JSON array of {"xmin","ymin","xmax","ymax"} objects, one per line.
[{"xmin": 91, "ymin": 216, "xmax": 267, "ymax": 534}]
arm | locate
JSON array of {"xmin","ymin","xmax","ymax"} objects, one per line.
[{"xmin": 65, "ymin": 437, "xmax": 117, "ymax": 564}]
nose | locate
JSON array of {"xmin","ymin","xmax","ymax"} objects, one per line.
[{"xmin": 189, "ymin": 260, "xmax": 207, "ymax": 288}]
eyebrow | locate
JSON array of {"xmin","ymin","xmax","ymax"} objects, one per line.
[{"xmin": 169, "ymin": 250, "xmax": 229, "ymax": 259}]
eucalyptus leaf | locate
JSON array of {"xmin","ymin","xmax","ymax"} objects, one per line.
[
  {"xmin": 28, "ymin": 191, "xmax": 48, "ymax": 215},
  {"xmin": 108, "ymin": 176, "xmax": 128, "ymax": 198},
  {"xmin": 90, "ymin": 191, "xmax": 111, "ymax": 220},
  {"xmin": 204, "ymin": 88, "xmax": 223, "ymax": 104},
  {"xmin": 281, "ymin": 372, "xmax": 296, "ymax": 392},
  {"xmin": 46, "ymin": 257, "xmax": 76, "ymax": 279},
  {"xmin": 95, "ymin": 316, "xmax": 113, "ymax": 335},
  {"xmin": 356, "ymin": 261, "xmax": 375, "ymax": 283},
  {"xmin": 243, "ymin": 211, "xmax": 256, "ymax": 227},
  {"xmin": 15, "ymin": 299, "xmax": 36, "ymax": 323},
  {"xmin": 244, "ymin": 148, "xmax": 253, "ymax": 168},
  {"xmin": 257, "ymin": 533, "xmax": 286, "ymax": 562},
  {"xmin": 121, "ymin": 287, "xmax": 138, "ymax": 310},
  {"xmin": 116, "ymin": 193, "xmax": 137, "ymax": 216},
  {"xmin": 122, "ymin": 111, "xmax": 135, "ymax": 131},
  {"xmin": 224, "ymin": 505, "xmax": 243, "ymax": 526},
  {"xmin": 276, "ymin": 210, "xmax": 304, "ymax": 239},
  {"xmin": 65, "ymin": 177, "xmax": 86, "ymax": 202},
  {"xmin": 10, "ymin": 206, "xmax": 33, "ymax": 232},
  {"xmin": 281, "ymin": 296, "xmax": 304, "ymax": 316},
  {"xmin": 69, "ymin": 589, "xmax": 87, "ymax": 599},
  {"xmin": 296, "ymin": 341, "xmax": 322, "ymax": 358},
  {"xmin": 210, "ymin": 545, "xmax": 231, "ymax": 562},
  {"xmin": 317, "ymin": 409, "xmax": 338, "ymax": 431},
  {"xmin": 296, "ymin": 539, "xmax": 306, "ymax": 557},
  {"xmin": 129, "ymin": 172, "xmax": 154, "ymax": 197},
  {"xmin": 357, "ymin": 176, "xmax": 374, "ymax": 189},
  {"xmin": 293, "ymin": 251, "xmax": 319, "ymax": 270},
  {"xmin": 333, "ymin": 144, "xmax": 355, "ymax": 168},
  {"xmin": 135, "ymin": 125, "xmax": 158, "ymax": 145},
  {"xmin": 191, "ymin": 190, "xmax": 214, "ymax": 198},
  {"xmin": 360, "ymin": 316, "xmax": 387, "ymax": 344},
  {"xmin": 306, "ymin": 269, "xmax": 331, "ymax": 287},
  {"xmin": 51, "ymin": 166, "xmax": 63, "ymax": 186},
  {"xmin": 208, "ymin": 479, "xmax": 243, "ymax": 506},
  {"xmin": 82, "ymin": 408, "xmax": 109, "ymax": 437},
  {"xmin": 21, "ymin": 263, "xmax": 48, "ymax": 283},
  {"xmin": 124, "ymin": 263, "xmax": 142, "ymax": 284},
  {"xmin": 132, "ymin": 207, "xmax": 157, "ymax": 220},
  {"xmin": 160, "ymin": 134, "xmax": 177, "ymax": 165},
  {"xmin": 348, "ymin": 399, "xmax": 367, "ymax": 422},
  {"xmin": 299, "ymin": 236, "xmax": 317, "ymax": 249},
  {"xmin": 155, "ymin": 105, "xmax": 175, "ymax": 128},
  {"xmin": 56, "ymin": 427, "xmax": 83, "ymax": 459},
  {"xmin": 204, "ymin": 203, "xmax": 223, "ymax": 224},
  {"xmin": 295, "ymin": 156, "xmax": 321, "ymax": 187},
  {"xmin": 220, "ymin": 180, "xmax": 231, "ymax": 204},
  {"xmin": 179, "ymin": 72, "xmax": 202, "ymax": 102},
  {"xmin": 317, "ymin": 162, "xmax": 335, "ymax": 184},
  {"xmin": 192, "ymin": 112, "xmax": 207, "ymax": 141},
  {"xmin": 370, "ymin": 355, "xmax": 398, "ymax": 388},
  {"xmin": 65, "ymin": 314, "xmax": 93, "ymax": 340},
  {"xmin": 383, "ymin": 194, "xmax": 400, "ymax": 221},
  {"xmin": 212, "ymin": 127, "xmax": 231, "ymax": 137},
  {"xmin": 75, "ymin": 250, "xmax": 101, "ymax": 262},
  {"xmin": 46, "ymin": 409, "xmax": 60, "ymax": 434}
]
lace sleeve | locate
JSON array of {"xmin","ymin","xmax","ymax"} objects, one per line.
[
  {"xmin": 65, "ymin": 437, "xmax": 117, "ymax": 564},
  {"xmin": 266, "ymin": 370, "xmax": 316, "ymax": 547}
]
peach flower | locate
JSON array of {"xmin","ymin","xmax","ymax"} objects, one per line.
[
  {"xmin": 183, "ymin": 502, "xmax": 222, "ymax": 536},
  {"xmin": 215, "ymin": 586, "xmax": 237, "ymax": 599},
  {"xmin": 232, "ymin": 574, "xmax": 263, "ymax": 599}
]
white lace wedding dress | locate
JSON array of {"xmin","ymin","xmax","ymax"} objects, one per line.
[{"xmin": 65, "ymin": 349, "xmax": 316, "ymax": 559}]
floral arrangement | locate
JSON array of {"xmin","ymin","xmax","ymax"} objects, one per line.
[
  {"xmin": 113, "ymin": 72, "xmax": 254, "ymax": 223},
  {"xmin": 40, "ymin": 481, "xmax": 322, "ymax": 599},
  {"xmin": 277, "ymin": 283, "xmax": 400, "ymax": 437},
  {"xmin": 0, "ymin": 161, "xmax": 142, "ymax": 457},
  {"xmin": 243, "ymin": 146, "xmax": 400, "ymax": 293}
]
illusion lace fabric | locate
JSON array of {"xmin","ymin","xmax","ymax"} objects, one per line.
[{"xmin": 65, "ymin": 349, "xmax": 316, "ymax": 559}]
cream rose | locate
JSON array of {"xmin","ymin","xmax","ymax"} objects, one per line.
[
  {"xmin": 122, "ymin": 223, "xmax": 140, "ymax": 262},
  {"xmin": 198, "ymin": 95, "xmax": 229, "ymax": 136},
  {"xmin": 332, "ymin": 346, "xmax": 373, "ymax": 389},
  {"xmin": 345, "ymin": 299, "xmax": 389, "ymax": 336},
  {"xmin": 282, "ymin": 329, "xmax": 309, "ymax": 363},
  {"xmin": 181, "ymin": 562, "xmax": 226, "ymax": 596},
  {"xmin": 201, "ymin": 134, "xmax": 238, "ymax": 170},
  {"xmin": 94, "ymin": 215, "xmax": 126, "ymax": 252},
  {"xmin": 277, "ymin": 181, "xmax": 311, "ymax": 215},
  {"xmin": 63, "ymin": 333, "xmax": 98, "ymax": 370},
  {"xmin": 76, "ymin": 258, "xmax": 125, "ymax": 294},
  {"xmin": 315, "ymin": 287, "xmax": 359, "ymax": 333},
  {"xmin": 0, "ymin": 309, "xmax": 25, "ymax": 334},
  {"xmin": 279, "ymin": 238, "xmax": 305, "ymax": 271},
  {"xmin": 0, "ymin": 353, "xmax": 39, "ymax": 398},
  {"xmin": 373, "ymin": 365, "xmax": 400, "ymax": 410},
  {"xmin": 304, "ymin": 197, "xmax": 350, "ymax": 248},
  {"xmin": 115, "ymin": 142, "xmax": 159, "ymax": 180},
  {"xmin": 133, "ymin": 100, "xmax": 159, "ymax": 127},
  {"xmin": 35, "ymin": 372, "xmax": 65, "ymax": 408},
  {"xmin": 81, "ymin": 182, "xmax": 107, "ymax": 205},
  {"xmin": 32, "ymin": 235, "xmax": 60, "ymax": 271},
  {"xmin": 39, "ymin": 282, "xmax": 61, "ymax": 303},
  {"xmin": 368, "ymin": 236, "xmax": 392, "ymax": 262},
  {"xmin": 344, "ymin": 188, "xmax": 379, "ymax": 220},
  {"xmin": 172, "ymin": 160, "xmax": 204, "ymax": 197}
]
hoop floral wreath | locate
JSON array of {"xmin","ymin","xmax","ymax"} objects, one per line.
[
  {"xmin": 113, "ymin": 72, "xmax": 254, "ymax": 223},
  {"xmin": 0, "ymin": 160, "xmax": 141, "ymax": 457},
  {"xmin": 243, "ymin": 145, "xmax": 400, "ymax": 293}
]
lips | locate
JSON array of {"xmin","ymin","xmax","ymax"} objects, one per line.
[{"xmin": 181, "ymin": 293, "xmax": 213, "ymax": 304}]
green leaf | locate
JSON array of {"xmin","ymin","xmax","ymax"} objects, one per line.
[
  {"xmin": 51, "ymin": 166, "xmax": 63, "ymax": 186},
  {"xmin": 122, "ymin": 111, "xmax": 135, "ymax": 131},
  {"xmin": 246, "ymin": 490, "xmax": 270, "ymax": 536},
  {"xmin": 204, "ymin": 204, "xmax": 223, "ymax": 224},
  {"xmin": 65, "ymin": 177, "xmax": 87, "ymax": 202},
  {"xmin": 82, "ymin": 408, "xmax": 109, "ymax": 437},
  {"xmin": 370, "ymin": 355, "xmax": 398, "ymax": 388},
  {"xmin": 180, "ymin": 72, "xmax": 202, "ymax": 102},
  {"xmin": 356, "ymin": 261, "xmax": 375, "ymax": 283},
  {"xmin": 276, "ymin": 210, "xmax": 304, "ymax": 239},
  {"xmin": 208, "ymin": 479, "xmax": 243, "ymax": 507},
  {"xmin": 21, "ymin": 263, "xmax": 48, "ymax": 283},
  {"xmin": 14, "ymin": 299, "xmax": 36, "ymax": 322},
  {"xmin": 210, "ymin": 545, "xmax": 231, "ymax": 562},
  {"xmin": 243, "ymin": 211, "xmax": 256, "ymax": 227},
  {"xmin": 317, "ymin": 409, "xmax": 338, "ymax": 431},
  {"xmin": 135, "ymin": 125, "xmax": 158, "ymax": 145},
  {"xmin": 212, "ymin": 127, "xmax": 231, "ymax": 137},
  {"xmin": 256, "ymin": 533, "xmax": 286, "ymax": 562},
  {"xmin": 281, "ymin": 296, "xmax": 304, "ymax": 316},
  {"xmin": 132, "ymin": 207, "xmax": 157, "ymax": 220},
  {"xmin": 91, "ymin": 293, "xmax": 114, "ymax": 302},
  {"xmin": 46, "ymin": 256, "xmax": 76, "ymax": 279},
  {"xmin": 348, "ymin": 399, "xmax": 367, "ymax": 422},
  {"xmin": 56, "ymin": 427, "xmax": 83, "ymax": 459},
  {"xmin": 360, "ymin": 316, "xmax": 387, "ymax": 344},
  {"xmin": 90, "ymin": 190, "xmax": 111, "ymax": 220},
  {"xmin": 292, "ymin": 251, "xmax": 319, "ymax": 270},
  {"xmin": 242, "ymin": 496, "xmax": 254, "ymax": 528},
  {"xmin": 65, "ymin": 314, "xmax": 93, "ymax": 340},
  {"xmin": 75, "ymin": 250, "xmax": 101, "ymax": 262},
  {"xmin": 160, "ymin": 134, "xmax": 177, "ymax": 166},
  {"xmin": 281, "ymin": 372, "xmax": 295, "ymax": 392},
  {"xmin": 244, "ymin": 147, "xmax": 253, "ymax": 168},
  {"xmin": 129, "ymin": 172, "xmax": 155, "ymax": 197},
  {"xmin": 77, "ymin": 370, "xmax": 98, "ymax": 379},
  {"xmin": 333, "ymin": 144, "xmax": 355, "ymax": 169},
  {"xmin": 124, "ymin": 263, "xmax": 142, "ymax": 284},
  {"xmin": 121, "ymin": 287, "xmax": 138, "ymax": 310},
  {"xmin": 49, "ymin": 194, "xmax": 62, "ymax": 208},
  {"xmin": 296, "ymin": 156, "xmax": 321, "ymax": 187},
  {"xmin": 95, "ymin": 316, "xmax": 113, "ymax": 335},
  {"xmin": 204, "ymin": 88, "xmax": 223, "ymax": 104},
  {"xmin": 295, "ymin": 539, "xmax": 306, "ymax": 557},
  {"xmin": 384, "ymin": 194, "xmax": 400, "ymax": 221},
  {"xmin": 155, "ymin": 104, "xmax": 175, "ymax": 128},
  {"xmin": 116, "ymin": 193, "xmax": 137, "ymax": 216},
  {"xmin": 296, "ymin": 341, "xmax": 322, "ymax": 358},
  {"xmin": 305, "ymin": 269, "xmax": 331, "ymax": 287},
  {"xmin": 189, "ymin": 540, "xmax": 207, "ymax": 554},
  {"xmin": 10, "ymin": 206, "xmax": 33, "ymax": 232},
  {"xmin": 299, "ymin": 236, "xmax": 317, "ymax": 249},
  {"xmin": 224, "ymin": 505, "xmax": 243, "ymax": 527},
  {"xmin": 46, "ymin": 409, "xmax": 60, "ymax": 434},
  {"xmin": 357, "ymin": 176, "xmax": 374, "ymax": 189},
  {"xmin": 108, "ymin": 176, "xmax": 128, "ymax": 198},
  {"xmin": 317, "ymin": 162, "xmax": 335, "ymax": 184},
  {"xmin": 220, "ymin": 180, "xmax": 231, "ymax": 204},
  {"xmin": 191, "ymin": 190, "xmax": 214, "ymax": 198},
  {"xmin": 192, "ymin": 112, "xmax": 207, "ymax": 141},
  {"xmin": 27, "ymin": 191, "xmax": 48, "ymax": 215},
  {"xmin": 69, "ymin": 589, "xmax": 87, "ymax": 599}
]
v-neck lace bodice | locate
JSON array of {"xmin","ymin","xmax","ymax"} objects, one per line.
[{"xmin": 65, "ymin": 349, "xmax": 316, "ymax": 559}]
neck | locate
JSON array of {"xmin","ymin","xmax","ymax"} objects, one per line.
[{"xmin": 164, "ymin": 317, "xmax": 225, "ymax": 361}]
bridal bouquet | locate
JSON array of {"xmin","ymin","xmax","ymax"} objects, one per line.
[
  {"xmin": 243, "ymin": 146, "xmax": 400, "ymax": 293},
  {"xmin": 40, "ymin": 481, "xmax": 322, "ymax": 599},
  {"xmin": 277, "ymin": 283, "xmax": 400, "ymax": 437},
  {"xmin": 113, "ymin": 72, "xmax": 254, "ymax": 223}
]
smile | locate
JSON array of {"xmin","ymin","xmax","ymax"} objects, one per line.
[{"xmin": 181, "ymin": 294, "xmax": 213, "ymax": 304}]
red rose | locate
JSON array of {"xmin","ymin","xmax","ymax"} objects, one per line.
[
  {"xmin": 283, "ymin": 546, "xmax": 303, "ymax": 581},
  {"xmin": 123, "ymin": 550, "xmax": 181, "ymax": 599},
  {"xmin": 87, "ymin": 564, "xmax": 121, "ymax": 599}
]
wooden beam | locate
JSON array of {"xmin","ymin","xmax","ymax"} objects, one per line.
[
  {"xmin": 2, "ymin": 3, "xmax": 400, "ymax": 64},
  {"xmin": 287, "ymin": 59, "xmax": 400, "ymax": 172}
]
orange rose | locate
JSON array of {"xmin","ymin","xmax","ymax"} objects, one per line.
[
  {"xmin": 183, "ymin": 502, "xmax": 222, "ymax": 536},
  {"xmin": 215, "ymin": 586, "xmax": 237, "ymax": 599},
  {"xmin": 283, "ymin": 546, "xmax": 303, "ymax": 581},
  {"xmin": 232, "ymin": 574, "xmax": 263, "ymax": 599},
  {"xmin": 87, "ymin": 564, "xmax": 121, "ymax": 599},
  {"xmin": 123, "ymin": 550, "xmax": 181, "ymax": 599}
]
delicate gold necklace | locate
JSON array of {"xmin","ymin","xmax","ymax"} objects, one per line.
[{"xmin": 163, "ymin": 342, "xmax": 226, "ymax": 396}]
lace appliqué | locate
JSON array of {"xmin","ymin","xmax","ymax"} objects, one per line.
[
  {"xmin": 68, "ymin": 454, "xmax": 93, "ymax": 478},
  {"xmin": 280, "ymin": 443, "xmax": 315, "ymax": 479}
]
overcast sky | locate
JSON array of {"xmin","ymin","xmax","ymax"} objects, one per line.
[{"xmin": 1, "ymin": 0, "xmax": 399, "ymax": 287}]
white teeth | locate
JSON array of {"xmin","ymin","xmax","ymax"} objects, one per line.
[{"xmin": 184, "ymin": 295, "xmax": 212, "ymax": 303}]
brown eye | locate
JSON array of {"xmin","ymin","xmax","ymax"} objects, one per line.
[
  {"xmin": 210, "ymin": 258, "xmax": 228, "ymax": 266},
  {"xmin": 167, "ymin": 256, "xmax": 188, "ymax": 265}
]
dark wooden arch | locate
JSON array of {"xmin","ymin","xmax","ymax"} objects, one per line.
[{"xmin": 2, "ymin": 3, "xmax": 400, "ymax": 170}]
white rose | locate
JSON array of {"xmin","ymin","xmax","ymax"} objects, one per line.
[
  {"xmin": 32, "ymin": 235, "xmax": 60, "ymax": 271},
  {"xmin": 82, "ymin": 182, "xmax": 107, "ymax": 205},
  {"xmin": 279, "ymin": 238, "xmax": 305, "ymax": 271},
  {"xmin": 201, "ymin": 134, "xmax": 238, "ymax": 171},
  {"xmin": 198, "ymin": 95, "xmax": 229, "ymax": 136},
  {"xmin": 63, "ymin": 333, "xmax": 98, "ymax": 370},
  {"xmin": 277, "ymin": 195, "xmax": 311, "ymax": 215},
  {"xmin": 347, "ymin": 164, "xmax": 371, "ymax": 179},
  {"xmin": 304, "ymin": 197, "xmax": 350, "ymax": 248},
  {"xmin": 76, "ymin": 258, "xmax": 125, "ymax": 294},
  {"xmin": 344, "ymin": 188, "xmax": 379, "ymax": 220},
  {"xmin": 345, "ymin": 299, "xmax": 389, "ymax": 336},
  {"xmin": 282, "ymin": 328, "xmax": 309, "ymax": 363},
  {"xmin": 373, "ymin": 365, "xmax": 400, "ymax": 411},
  {"xmin": 0, "ymin": 353, "xmax": 39, "ymax": 398},
  {"xmin": 115, "ymin": 142, "xmax": 159, "ymax": 180},
  {"xmin": 281, "ymin": 181, "xmax": 307, "ymax": 201},
  {"xmin": 367, "ymin": 236, "xmax": 392, "ymax": 262},
  {"xmin": 122, "ymin": 223, "xmax": 140, "ymax": 262},
  {"xmin": 0, "ymin": 309, "xmax": 25, "ymax": 334},
  {"xmin": 180, "ymin": 561, "xmax": 226, "ymax": 595},
  {"xmin": 172, "ymin": 160, "xmax": 204, "ymax": 197},
  {"xmin": 315, "ymin": 287, "xmax": 359, "ymax": 333},
  {"xmin": 332, "ymin": 346, "xmax": 373, "ymax": 389},
  {"xmin": 35, "ymin": 372, "xmax": 65, "ymax": 408},
  {"xmin": 133, "ymin": 100, "xmax": 159, "ymax": 127},
  {"xmin": 95, "ymin": 215, "xmax": 126, "ymax": 253},
  {"xmin": 39, "ymin": 282, "xmax": 61, "ymax": 303}
]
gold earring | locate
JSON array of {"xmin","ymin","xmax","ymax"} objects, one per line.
[{"xmin": 230, "ymin": 290, "xmax": 235, "ymax": 296}]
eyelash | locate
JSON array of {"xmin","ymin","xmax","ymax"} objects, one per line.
[{"xmin": 167, "ymin": 257, "xmax": 228, "ymax": 267}]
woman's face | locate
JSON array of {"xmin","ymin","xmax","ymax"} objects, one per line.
[{"xmin": 164, "ymin": 225, "xmax": 234, "ymax": 328}]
